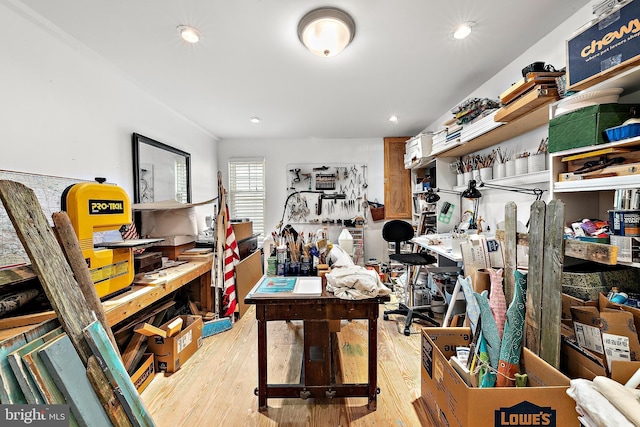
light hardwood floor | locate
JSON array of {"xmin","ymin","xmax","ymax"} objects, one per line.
[{"xmin": 142, "ymin": 304, "xmax": 436, "ymax": 426}]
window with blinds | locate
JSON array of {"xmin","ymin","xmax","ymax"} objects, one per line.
[
  {"xmin": 175, "ymin": 160, "xmax": 188, "ymax": 203},
  {"xmin": 228, "ymin": 157, "xmax": 265, "ymax": 243}
]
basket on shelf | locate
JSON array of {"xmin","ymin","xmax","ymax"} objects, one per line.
[{"xmin": 368, "ymin": 200, "xmax": 385, "ymax": 222}]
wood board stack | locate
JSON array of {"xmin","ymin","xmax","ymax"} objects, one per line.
[{"xmin": 495, "ymin": 71, "xmax": 564, "ymax": 122}]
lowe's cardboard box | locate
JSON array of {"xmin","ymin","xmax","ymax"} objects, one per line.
[
  {"xmin": 147, "ymin": 315, "xmax": 203, "ymax": 373},
  {"xmin": 421, "ymin": 328, "xmax": 578, "ymax": 427}
]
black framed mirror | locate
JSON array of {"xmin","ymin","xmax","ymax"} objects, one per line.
[{"xmin": 132, "ymin": 133, "xmax": 191, "ymax": 203}]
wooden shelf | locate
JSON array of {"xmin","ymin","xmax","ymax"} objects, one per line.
[
  {"xmin": 551, "ymin": 136, "xmax": 640, "ymax": 193},
  {"xmin": 496, "ymin": 230, "xmax": 617, "ymax": 265},
  {"xmin": 433, "ymin": 104, "xmax": 550, "ymax": 159}
]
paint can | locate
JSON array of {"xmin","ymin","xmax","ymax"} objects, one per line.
[{"xmin": 608, "ymin": 209, "xmax": 640, "ymax": 236}]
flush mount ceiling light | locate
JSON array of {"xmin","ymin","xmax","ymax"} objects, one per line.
[
  {"xmin": 249, "ymin": 117, "xmax": 262, "ymax": 124},
  {"xmin": 298, "ymin": 7, "xmax": 355, "ymax": 57},
  {"xmin": 388, "ymin": 115, "xmax": 398, "ymax": 123},
  {"xmin": 177, "ymin": 25, "xmax": 200, "ymax": 43},
  {"xmin": 452, "ymin": 21, "xmax": 475, "ymax": 40}
]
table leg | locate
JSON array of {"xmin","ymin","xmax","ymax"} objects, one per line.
[
  {"xmin": 256, "ymin": 305, "xmax": 268, "ymax": 411},
  {"xmin": 368, "ymin": 306, "xmax": 378, "ymax": 410}
]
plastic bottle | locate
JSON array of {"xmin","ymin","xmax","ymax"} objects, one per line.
[{"xmin": 338, "ymin": 227, "xmax": 354, "ymax": 258}]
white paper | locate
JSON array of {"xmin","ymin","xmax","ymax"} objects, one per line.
[
  {"xmin": 602, "ymin": 332, "xmax": 631, "ymax": 372},
  {"xmin": 574, "ymin": 322, "xmax": 604, "ymax": 354}
]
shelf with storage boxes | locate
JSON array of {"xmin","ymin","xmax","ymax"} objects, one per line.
[
  {"xmin": 409, "ymin": 157, "xmax": 458, "ymax": 234},
  {"xmin": 547, "ymin": 62, "xmax": 640, "ymax": 274}
]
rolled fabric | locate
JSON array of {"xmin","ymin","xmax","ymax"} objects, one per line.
[
  {"xmin": 459, "ymin": 275, "xmax": 480, "ymax": 335},
  {"xmin": 488, "ymin": 268, "xmax": 507, "ymax": 338},
  {"xmin": 474, "ymin": 290, "xmax": 501, "ymax": 369},
  {"xmin": 592, "ymin": 376, "xmax": 640, "ymax": 426},
  {"xmin": 496, "ymin": 270, "xmax": 528, "ymax": 387},
  {"xmin": 566, "ymin": 379, "xmax": 634, "ymax": 427}
]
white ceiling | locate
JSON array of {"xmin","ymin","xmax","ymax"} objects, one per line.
[{"xmin": 9, "ymin": 0, "xmax": 591, "ymax": 140}]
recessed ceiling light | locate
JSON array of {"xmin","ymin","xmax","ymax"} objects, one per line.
[
  {"xmin": 452, "ymin": 21, "xmax": 475, "ymax": 40},
  {"xmin": 177, "ymin": 25, "xmax": 200, "ymax": 43},
  {"xmin": 249, "ymin": 117, "xmax": 261, "ymax": 124},
  {"xmin": 388, "ymin": 115, "xmax": 398, "ymax": 122}
]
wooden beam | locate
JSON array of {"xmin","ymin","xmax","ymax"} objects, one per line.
[
  {"xmin": 84, "ymin": 320, "xmax": 155, "ymax": 427},
  {"xmin": 503, "ymin": 202, "xmax": 517, "ymax": 304},
  {"xmin": 525, "ymin": 201, "xmax": 546, "ymax": 355},
  {"xmin": 540, "ymin": 200, "xmax": 565, "ymax": 369},
  {"xmin": 52, "ymin": 211, "xmax": 118, "ymax": 352},
  {"xmin": 564, "ymin": 239, "xmax": 617, "ymax": 265},
  {"xmin": 0, "ymin": 180, "xmax": 94, "ymax": 362},
  {"xmin": 495, "ymin": 230, "xmax": 617, "ymax": 265},
  {"xmin": 86, "ymin": 356, "xmax": 133, "ymax": 427},
  {"xmin": 39, "ymin": 334, "xmax": 112, "ymax": 426},
  {"xmin": 0, "ymin": 265, "xmax": 37, "ymax": 290}
]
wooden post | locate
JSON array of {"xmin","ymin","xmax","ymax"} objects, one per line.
[
  {"xmin": 51, "ymin": 211, "xmax": 119, "ymax": 353},
  {"xmin": 525, "ymin": 200, "xmax": 546, "ymax": 355},
  {"xmin": 539, "ymin": 200, "xmax": 565, "ymax": 369},
  {"xmin": 503, "ymin": 202, "xmax": 517, "ymax": 304}
]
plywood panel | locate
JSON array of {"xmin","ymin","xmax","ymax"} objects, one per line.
[
  {"xmin": 236, "ymin": 250, "xmax": 263, "ymax": 318},
  {"xmin": 384, "ymin": 137, "xmax": 412, "ymax": 219}
]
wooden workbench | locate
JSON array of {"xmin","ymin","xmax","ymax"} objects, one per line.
[
  {"xmin": 0, "ymin": 260, "xmax": 212, "ymax": 332},
  {"xmin": 245, "ymin": 288, "xmax": 389, "ymax": 411}
]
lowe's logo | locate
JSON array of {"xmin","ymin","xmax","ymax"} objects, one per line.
[{"xmin": 495, "ymin": 401, "xmax": 556, "ymax": 426}]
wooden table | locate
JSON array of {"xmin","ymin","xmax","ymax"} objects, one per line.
[{"xmin": 245, "ymin": 289, "xmax": 388, "ymax": 411}]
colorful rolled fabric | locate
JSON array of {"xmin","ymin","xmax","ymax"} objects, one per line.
[
  {"xmin": 496, "ymin": 270, "xmax": 528, "ymax": 387},
  {"xmin": 474, "ymin": 290, "xmax": 500, "ymax": 370},
  {"xmin": 488, "ymin": 268, "xmax": 507, "ymax": 338}
]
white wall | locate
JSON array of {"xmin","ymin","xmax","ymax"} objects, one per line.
[
  {"xmin": 423, "ymin": 3, "xmax": 595, "ymax": 232},
  {"xmin": 217, "ymin": 138, "xmax": 388, "ymax": 261},
  {"xmin": 0, "ymin": 3, "xmax": 218, "ymax": 231}
]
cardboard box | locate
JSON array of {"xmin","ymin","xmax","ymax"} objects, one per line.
[
  {"xmin": 570, "ymin": 297, "xmax": 640, "ymax": 372},
  {"xmin": 548, "ymin": 104, "xmax": 633, "ymax": 152},
  {"xmin": 147, "ymin": 315, "xmax": 203, "ymax": 373},
  {"xmin": 130, "ymin": 353, "xmax": 155, "ymax": 393},
  {"xmin": 231, "ymin": 221, "xmax": 253, "ymax": 241},
  {"xmin": 567, "ymin": 0, "xmax": 640, "ymax": 91},
  {"xmin": 561, "ymin": 293, "xmax": 598, "ymax": 326},
  {"xmin": 421, "ymin": 328, "xmax": 578, "ymax": 427}
]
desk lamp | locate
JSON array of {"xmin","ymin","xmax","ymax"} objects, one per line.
[
  {"xmin": 461, "ymin": 180, "xmax": 482, "ymax": 230},
  {"xmin": 476, "ymin": 178, "xmax": 546, "ymax": 200}
]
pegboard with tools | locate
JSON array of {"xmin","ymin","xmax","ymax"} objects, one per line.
[{"xmin": 285, "ymin": 163, "xmax": 368, "ymax": 224}]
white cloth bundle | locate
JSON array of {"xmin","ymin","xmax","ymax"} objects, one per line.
[
  {"xmin": 567, "ymin": 377, "xmax": 640, "ymax": 426},
  {"xmin": 326, "ymin": 265, "xmax": 391, "ymax": 300},
  {"xmin": 592, "ymin": 376, "xmax": 640, "ymax": 426},
  {"xmin": 566, "ymin": 379, "xmax": 635, "ymax": 427}
]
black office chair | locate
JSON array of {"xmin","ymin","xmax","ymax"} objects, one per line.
[{"xmin": 382, "ymin": 220, "xmax": 439, "ymax": 335}]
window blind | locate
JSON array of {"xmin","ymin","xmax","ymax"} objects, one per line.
[{"xmin": 228, "ymin": 157, "xmax": 265, "ymax": 243}]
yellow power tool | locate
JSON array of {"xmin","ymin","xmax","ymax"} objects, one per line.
[{"xmin": 62, "ymin": 179, "xmax": 134, "ymax": 298}]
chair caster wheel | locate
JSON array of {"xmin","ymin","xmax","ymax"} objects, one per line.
[
  {"xmin": 404, "ymin": 328, "xmax": 410, "ymax": 336},
  {"xmin": 383, "ymin": 314, "xmax": 389, "ymax": 320}
]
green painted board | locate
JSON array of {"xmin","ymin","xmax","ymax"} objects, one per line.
[
  {"xmin": 0, "ymin": 333, "xmax": 27, "ymax": 403},
  {"xmin": 8, "ymin": 327, "xmax": 63, "ymax": 404},
  {"xmin": 21, "ymin": 334, "xmax": 80, "ymax": 427},
  {"xmin": 21, "ymin": 333, "xmax": 67, "ymax": 404},
  {"xmin": 39, "ymin": 334, "xmax": 111, "ymax": 427},
  {"xmin": 83, "ymin": 320, "xmax": 155, "ymax": 427},
  {"xmin": 0, "ymin": 319, "xmax": 58, "ymax": 404}
]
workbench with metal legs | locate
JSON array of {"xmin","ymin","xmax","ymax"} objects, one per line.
[{"xmin": 245, "ymin": 294, "xmax": 388, "ymax": 411}]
